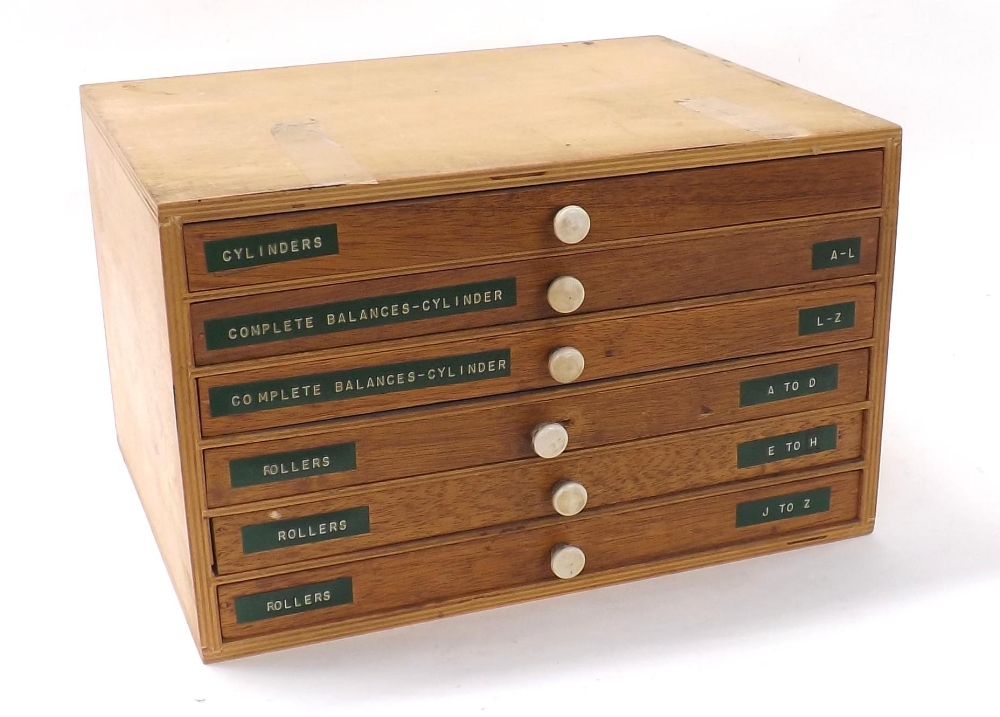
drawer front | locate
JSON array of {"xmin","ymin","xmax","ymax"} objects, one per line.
[
  {"xmin": 191, "ymin": 216, "xmax": 880, "ymax": 365},
  {"xmin": 211, "ymin": 408, "xmax": 865, "ymax": 574},
  {"xmin": 218, "ymin": 471, "xmax": 861, "ymax": 640},
  {"xmin": 204, "ymin": 349, "xmax": 869, "ymax": 507},
  {"xmin": 184, "ymin": 151, "xmax": 883, "ymax": 291},
  {"xmin": 197, "ymin": 285, "xmax": 875, "ymax": 436}
]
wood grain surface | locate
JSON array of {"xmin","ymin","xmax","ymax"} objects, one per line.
[
  {"xmin": 211, "ymin": 407, "xmax": 865, "ymax": 574},
  {"xmin": 182, "ymin": 152, "xmax": 882, "ymax": 291},
  {"xmin": 83, "ymin": 114, "xmax": 201, "ymax": 641},
  {"xmin": 859, "ymin": 135, "xmax": 903, "ymax": 530},
  {"xmin": 197, "ymin": 284, "xmax": 875, "ymax": 436},
  {"xmin": 204, "ymin": 348, "xmax": 870, "ymax": 508},
  {"xmin": 190, "ymin": 216, "xmax": 880, "ymax": 363},
  {"xmin": 79, "ymin": 37, "xmax": 896, "ymax": 216},
  {"xmin": 217, "ymin": 471, "xmax": 860, "ymax": 640}
]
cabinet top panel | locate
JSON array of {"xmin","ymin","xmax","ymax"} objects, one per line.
[{"xmin": 81, "ymin": 36, "xmax": 897, "ymax": 213}]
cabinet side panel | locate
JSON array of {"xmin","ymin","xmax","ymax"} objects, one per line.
[
  {"xmin": 83, "ymin": 109, "xmax": 200, "ymax": 643},
  {"xmin": 861, "ymin": 133, "xmax": 902, "ymax": 526}
]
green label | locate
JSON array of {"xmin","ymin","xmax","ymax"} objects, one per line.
[
  {"xmin": 737, "ymin": 424, "xmax": 838, "ymax": 468},
  {"xmin": 739, "ymin": 364, "xmax": 839, "ymax": 407},
  {"xmin": 209, "ymin": 349, "xmax": 511, "ymax": 417},
  {"xmin": 798, "ymin": 302, "xmax": 856, "ymax": 335},
  {"xmin": 812, "ymin": 237, "xmax": 862, "ymax": 269},
  {"xmin": 203, "ymin": 224, "xmax": 338, "ymax": 272},
  {"xmin": 234, "ymin": 577, "xmax": 353, "ymax": 624},
  {"xmin": 736, "ymin": 487, "xmax": 832, "ymax": 527},
  {"xmin": 203, "ymin": 278, "xmax": 517, "ymax": 351},
  {"xmin": 229, "ymin": 443, "xmax": 357, "ymax": 489},
  {"xmin": 241, "ymin": 506, "xmax": 370, "ymax": 554}
]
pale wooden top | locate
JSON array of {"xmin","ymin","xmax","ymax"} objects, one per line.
[{"xmin": 81, "ymin": 36, "xmax": 896, "ymax": 216}]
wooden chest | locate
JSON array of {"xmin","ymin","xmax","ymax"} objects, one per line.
[{"xmin": 81, "ymin": 36, "xmax": 901, "ymax": 662}]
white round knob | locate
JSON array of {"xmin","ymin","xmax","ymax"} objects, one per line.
[
  {"xmin": 551, "ymin": 480, "xmax": 588, "ymax": 517},
  {"xmin": 548, "ymin": 346, "xmax": 585, "ymax": 384},
  {"xmin": 553, "ymin": 205, "xmax": 591, "ymax": 244},
  {"xmin": 547, "ymin": 276, "xmax": 586, "ymax": 314},
  {"xmin": 550, "ymin": 544, "xmax": 586, "ymax": 579},
  {"xmin": 531, "ymin": 422, "xmax": 569, "ymax": 459}
]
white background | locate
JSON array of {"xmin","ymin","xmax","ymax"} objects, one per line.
[{"xmin": 1, "ymin": 1, "xmax": 998, "ymax": 714}]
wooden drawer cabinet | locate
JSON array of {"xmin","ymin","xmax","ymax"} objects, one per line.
[{"xmin": 83, "ymin": 37, "xmax": 899, "ymax": 661}]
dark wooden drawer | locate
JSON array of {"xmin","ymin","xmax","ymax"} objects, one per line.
[
  {"xmin": 204, "ymin": 349, "xmax": 869, "ymax": 508},
  {"xmin": 217, "ymin": 470, "xmax": 861, "ymax": 640},
  {"xmin": 197, "ymin": 285, "xmax": 875, "ymax": 436},
  {"xmin": 211, "ymin": 407, "xmax": 865, "ymax": 574},
  {"xmin": 190, "ymin": 216, "xmax": 879, "ymax": 365},
  {"xmin": 184, "ymin": 151, "xmax": 883, "ymax": 291}
]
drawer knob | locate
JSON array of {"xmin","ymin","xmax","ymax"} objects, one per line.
[
  {"xmin": 547, "ymin": 275, "xmax": 586, "ymax": 314},
  {"xmin": 550, "ymin": 543, "xmax": 586, "ymax": 579},
  {"xmin": 553, "ymin": 205, "xmax": 591, "ymax": 244},
  {"xmin": 548, "ymin": 346, "xmax": 585, "ymax": 384},
  {"xmin": 551, "ymin": 480, "xmax": 588, "ymax": 516},
  {"xmin": 532, "ymin": 422, "xmax": 569, "ymax": 459}
]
